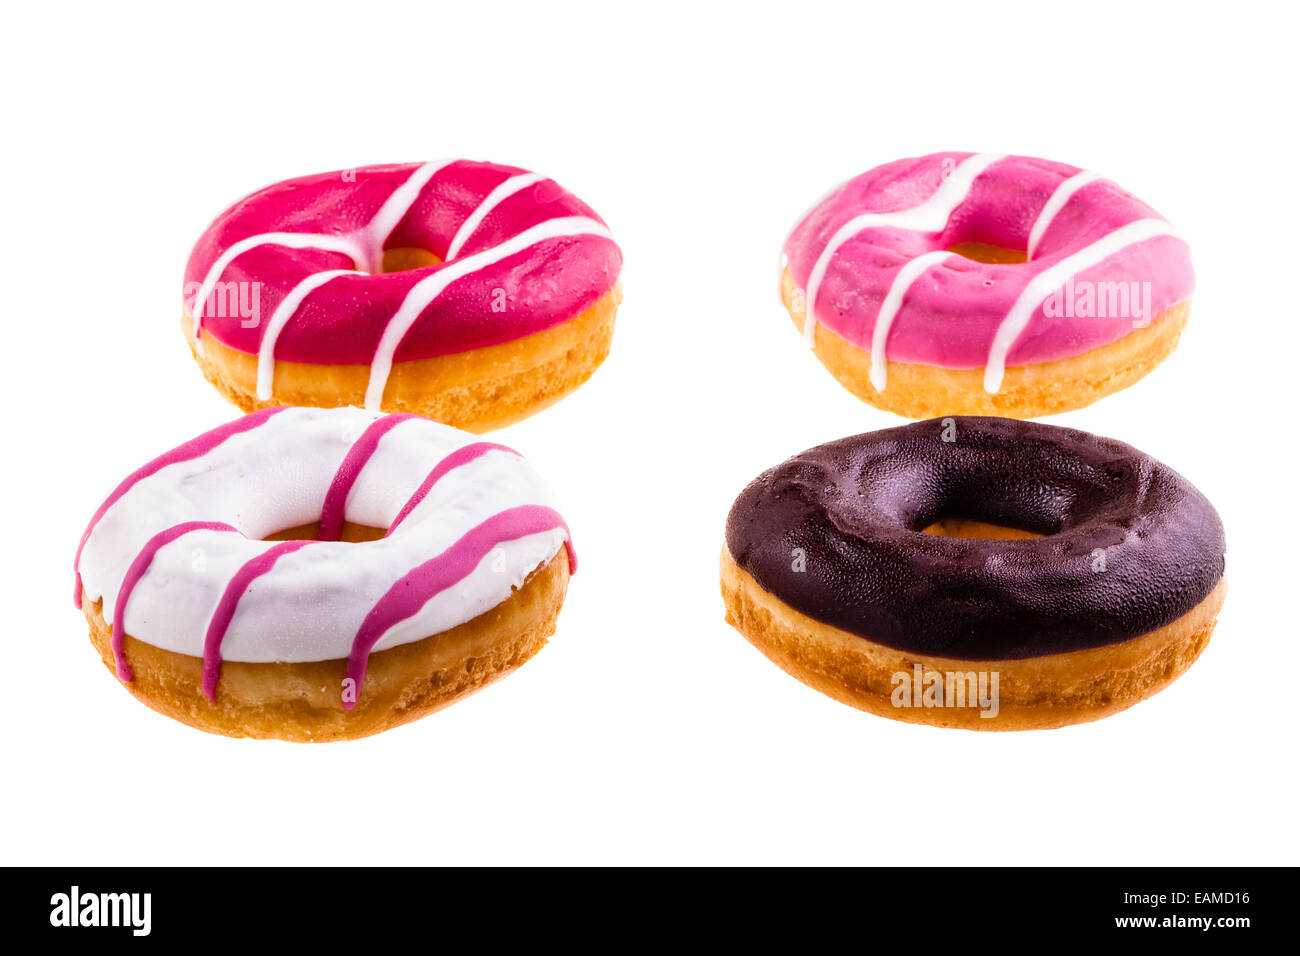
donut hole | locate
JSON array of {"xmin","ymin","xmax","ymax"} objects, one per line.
[
  {"xmin": 263, "ymin": 521, "xmax": 388, "ymax": 543},
  {"xmin": 945, "ymin": 242, "xmax": 1027, "ymax": 265},
  {"xmin": 379, "ymin": 247, "xmax": 442, "ymax": 273},
  {"xmin": 920, "ymin": 517, "xmax": 1044, "ymax": 540}
]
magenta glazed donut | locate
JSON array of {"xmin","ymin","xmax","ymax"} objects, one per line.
[
  {"xmin": 781, "ymin": 152, "xmax": 1194, "ymax": 418},
  {"xmin": 183, "ymin": 160, "xmax": 623, "ymax": 431}
]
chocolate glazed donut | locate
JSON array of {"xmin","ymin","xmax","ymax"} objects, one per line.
[{"xmin": 720, "ymin": 417, "xmax": 1226, "ymax": 730}]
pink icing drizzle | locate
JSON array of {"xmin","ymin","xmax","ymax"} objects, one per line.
[
  {"xmin": 343, "ymin": 505, "xmax": 575, "ymax": 709},
  {"xmin": 317, "ymin": 414, "xmax": 419, "ymax": 541},
  {"xmin": 201, "ymin": 540, "xmax": 311, "ymax": 701},
  {"xmin": 388, "ymin": 442, "xmax": 517, "ymax": 534},
  {"xmin": 111, "ymin": 521, "xmax": 239, "ymax": 682},
  {"xmin": 73, "ymin": 406, "xmax": 288, "ymax": 608}
]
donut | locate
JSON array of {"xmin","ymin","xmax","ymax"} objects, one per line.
[
  {"xmin": 720, "ymin": 417, "xmax": 1226, "ymax": 730},
  {"xmin": 73, "ymin": 406, "xmax": 576, "ymax": 741},
  {"xmin": 781, "ymin": 152, "xmax": 1194, "ymax": 419},
  {"xmin": 183, "ymin": 160, "xmax": 623, "ymax": 432}
]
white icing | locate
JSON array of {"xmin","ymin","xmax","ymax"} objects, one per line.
[
  {"xmin": 356, "ymin": 160, "xmax": 453, "ymax": 272},
  {"xmin": 983, "ymin": 218, "xmax": 1182, "ymax": 393},
  {"xmin": 77, "ymin": 407, "xmax": 567, "ymax": 663},
  {"xmin": 1026, "ymin": 170, "xmax": 1104, "ymax": 258},
  {"xmin": 189, "ymin": 161, "xmax": 450, "ymax": 354},
  {"xmin": 363, "ymin": 216, "xmax": 614, "ymax": 410},
  {"xmin": 255, "ymin": 269, "xmax": 357, "ymax": 400},
  {"xmin": 801, "ymin": 153, "xmax": 1006, "ymax": 347},
  {"xmin": 868, "ymin": 250, "xmax": 953, "ymax": 392},
  {"xmin": 189, "ymin": 233, "xmax": 366, "ymax": 356},
  {"xmin": 445, "ymin": 171, "xmax": 546, "ymax": 261}
]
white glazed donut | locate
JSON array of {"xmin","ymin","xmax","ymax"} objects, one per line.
[{"xmin": 73, "ymin": 405, "xmax": 574, "ymax": 741}]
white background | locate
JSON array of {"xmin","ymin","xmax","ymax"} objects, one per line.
[{"xmin": 2, "ymin": 1, "xmax": 1296, "ymax": 865}]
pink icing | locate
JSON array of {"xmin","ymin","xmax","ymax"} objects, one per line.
[
  {"xmin": 201, "ymin": 540, "xmax": 311, "ymax": 701},
  {"xmin": 73, "ymin": 406, "xmax": 288, "ymax": 608},
  {"xmin": 343, "ymin": 505, "xmax": 575, "ymax": 709},
  {"xmin": 784, "ymin": 152, "xmax": 1195, "ymax": 370},
  {"xmin": 111, "ymin": 521, "xmax": 239, "ymax": 681},
  {"xmin": 184, "ymin": 160, "xmax": 622, "ymax": 365},
  {"xmin": 317, "ymin": 413, "xmax": 419, "ymax": 541},
  {"xmin": 388, "ymin": 441, "xmax": 517, "ymax": 533}
]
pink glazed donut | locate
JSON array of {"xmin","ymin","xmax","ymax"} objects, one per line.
[
  {"xmin": 781, "ymin": 152, "xmax": 1194, "ymax": 418},
  {"xmin": 184, "ymin": 160, "xmax": 623, "ymax": 432}
]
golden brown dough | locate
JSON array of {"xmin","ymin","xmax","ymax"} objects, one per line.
[
  {"xmin": 84, "ymin": 546, "xmax": 570, "ymax": 742},
  {"xmin": 721, "ymin": 548, "xmax": 1225, "ymax": 731},
  {"xmin": 185, "ymin": 284, "xmax": 621, "ymax": 433}
]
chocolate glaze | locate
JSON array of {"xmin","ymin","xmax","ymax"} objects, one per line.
[{"xmin": 725, "ymin": 417, "xmax": 1225, "ymax": 659}]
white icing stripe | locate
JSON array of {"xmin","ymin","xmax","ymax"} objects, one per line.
[
  {"xmin": 983, "ymin": 218, "xmax": 1181, "ymax": 393},
  {"xmin": 190, "ymin": 161, "xmax": 452, "ymax": 355},
  {"xmin": 363, "ymin": 216, "xmax": 614, "ymax": 410},
  {"xmin": 189, "ymin": 232, "xmax": 366, "ymax": 354},
  {"xmin": 255, "ymin": 270, "xmax": 358, "ymax": 401},
  {"xmin": 869, "ymin": 250, "xmax": 953, "ymax": 392},
  {"xmin": 445, "ymin": 172, "xmax": 546, "ymax": 261},
  {"xmin": 359, "ymin": 160, "xmax": 454, "ymax": 271},
  {"xmin": 802, "ymin": 153, "xmax": 1006, "ymax": 347},
  {"xmin": 1027, "ymin": 170, "xmax": 1104, "ymax": 258}
]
